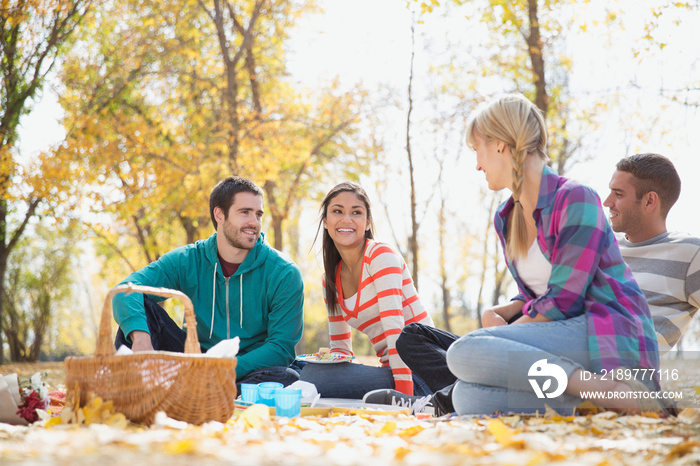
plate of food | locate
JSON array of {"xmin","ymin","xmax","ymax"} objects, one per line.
[{"xmin": 296, "ymin": 348, "xmax": 355, "ymax": 364}]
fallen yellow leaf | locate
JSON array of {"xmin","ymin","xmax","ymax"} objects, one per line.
[
  {"xmin": 677, "ymin": 407, "xmax": 700, "ymax": 424},
  {"xmin": 543, "ymin": 404, "xmax": 559, "ymax": 419},
  {"xmin": 394, "ymin": 446, "xmax": 411, "ymax": 460},
  {"xmin": 487, "ymin": 419, "xmax": 525, "ymax": 449},
  {"xmin": 43, "ymin": 416, "xmax": 64, "ymax": 428},
  {"xmin": 105, "ymin": 413, "xmax": 128, "ymax": 429},
  {"xmin": 398, "ymin": 425, "xmax": 425, "ymax": 439},
  {"xmin": 667, "ymin": 440, "xmax": 700, "ymax": 459},
  {"xmin": 164, "ymin": 438, "xmax": 197, "ymax": 455},
  {"xmin": 376, "ymin": 421, "xmax": 396, "ymax": 435},
  {"xmin": 236, "ymin": 404, "xmax": 270, "ymax": 429},
  {"xmin": 526, "ymin": 451, "xmax": 568, "ymax": 465},
  {"xmin": 83, "ymin": 397, "xmax": 105, "ymax": 425},
  {"xmin": 499, "ymin": 415, "xmax": 521, "ymax": 427},
  {"xmin": 575, "ymin": 400, "xmax": 605, "ymax": 416}
]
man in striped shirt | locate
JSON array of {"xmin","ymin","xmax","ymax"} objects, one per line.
[{"xmin": 604, "ymin": 153, "xmax": 700, "ymax": 354}]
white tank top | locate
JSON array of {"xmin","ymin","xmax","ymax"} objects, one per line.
[
  {"xmin": 514, "ymin": 240, "xmax": 552, "ymax": 297},
  {"xmin": 344, "ymin": 293, "xmax": 357, "ymax": 311}
]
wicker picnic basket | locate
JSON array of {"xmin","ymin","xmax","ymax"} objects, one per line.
[{"xmin": 64, "ymin": 283, "xmax": 238, "ymax": 426}]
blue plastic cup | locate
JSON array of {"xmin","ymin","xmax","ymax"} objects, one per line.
[
  {"xmin": 274, "ymin": 388, "xmax": 302, "ymax": 417},
  {"xmin": 241, "ymin": 383, "xmax": 259, "ymax": 403},
  {"xmin": 257, "ymin": 382, "xmax": 283, "ymax": 407}
]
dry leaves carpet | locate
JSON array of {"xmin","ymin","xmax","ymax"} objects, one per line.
[{"xmin": 0, "ymin": 359, "xmax": 698, "ymax": 465}]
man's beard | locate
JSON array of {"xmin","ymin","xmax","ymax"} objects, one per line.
[{"xmin": 222, "ymin": 222, "xmax": 258, "ymax": 250}]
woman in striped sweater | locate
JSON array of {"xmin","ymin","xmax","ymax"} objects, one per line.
[{"xmin": 299, "ymin": 182, "xmax": 435, "ymax": 399}]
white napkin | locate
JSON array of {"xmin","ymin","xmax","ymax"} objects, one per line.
[
  {"xmin": 287, "ymin": 380, "xmax": 319, "ymax": 404},
  {"xmin": 115, "ymin": 345, "xmax": 133, "ymax": 355},
  {"xmin": 205, "ymin": 337, "xmax": 240, "ymax": 358}
]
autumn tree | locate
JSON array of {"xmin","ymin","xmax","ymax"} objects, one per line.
[
  {"xmin": 59, "ymin": 0, "xmax": 366, "ymax": 280},
  {"xmin": 0, "ymin": 0, "xmax": 91, "ymax": 362},
  {"xmin": 404, "ymin": 0, "xmax": 615, "ymax": 312},
  {"xmin": 2, "ymin": 221, "xmax": 80, "ymax": 361},
  {"xmin": 635, "ymin": 1, "xmax": 700, "ymax": 108},
  {"xmin": 198, "ymin": 0, "xmax": 367, "ymax": 251},
  {"xmin": 260, "ymin": 85, "xmax": 366, "ymax": 252}
]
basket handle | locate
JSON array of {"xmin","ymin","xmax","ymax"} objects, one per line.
[{"xmin": 96, "ymin": 283, "xmax": 201, "ymax": 357}]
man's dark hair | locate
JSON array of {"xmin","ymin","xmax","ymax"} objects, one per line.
[
  {"xmin": 209, "ymin": 177, "xmax": 264, "ymax": 229},
  {"xmin": 616, "ymin": 153, "xmax": 681, "ymax": 219}
]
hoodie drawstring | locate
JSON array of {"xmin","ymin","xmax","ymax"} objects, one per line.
[
  {"xmin": 240, "ymin": 274, "xmax": 244, "ymax": 328},
  {"xmin": 210, "ymin": 262, "xmax": 217, "ymax": 339}
]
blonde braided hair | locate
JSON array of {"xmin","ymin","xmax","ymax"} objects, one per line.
[{"xmin": 466, "ymin": 94, "xmax": 548, "ymax": 260}]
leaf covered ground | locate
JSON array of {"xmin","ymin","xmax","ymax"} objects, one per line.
[{"xmin": 0, "ymin": 360, "xmax": 698, "ymax": 465}]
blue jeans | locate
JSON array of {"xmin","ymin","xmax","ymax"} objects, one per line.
[
  {"xmin": 447, "ymin": 315, "xmax": 590, "ymax": 416},
  {"xmin": 299, "ymin": 361, "xmax": 432, "ymax": 399},
  {"xmin": 114, "ymin": 296, "xmax": 299, "ymax": 393}
]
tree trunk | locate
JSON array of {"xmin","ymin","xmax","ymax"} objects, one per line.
[
  {"xmin": 0, "ymin": 197, "xmax": 41, "ymax": 362},
  {"xmin": 406, "ymin": 18, "xmax": 419, "ymax": 290},
  {"xmin": 29, "ymin": 291, "xmax": 51, "ymax": 362},
  {"xmin": 438, "ymin": 197, "xmax": 451, "ymax": 332},
  {"xmin": 475, "ymin": 193, "xmax": 497, "ymax": 327},
  {"xmin": 288, "ymin": 214, "xmax": 300, "ymax": 261},
  {"xmin": 263, "ymin": 180, "xmax": 285, "ymax": 251},
  {"xmin": 178, "ymin": 214, "xmax": 204, "ymax": 245},
  {"xmin": 526, "ymin": 0, "xmax": 548, "ymax": 115},
  {"xmin": 491, "ymin": 233, "xmax": 509, "ymax": 306},
  {"xmin": 0, "ymin": 199, "xmax": 6, "ymax": 363},
  {"xmin": 271, "ymin": 216, "xmax": 284, "ymax": 252}
]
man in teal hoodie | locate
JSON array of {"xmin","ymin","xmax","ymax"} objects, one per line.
[{"xmin": 113, "ymin": 176, "xmax": 304, "ymax": 387}]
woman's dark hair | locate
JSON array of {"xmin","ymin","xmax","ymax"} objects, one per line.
[{"xmin": 314, "ymin": 182, "xmax": 375, "ymax": 316}]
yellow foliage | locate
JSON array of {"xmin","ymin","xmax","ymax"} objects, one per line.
[
  {"xmin": 486, "ymin": 419, "xmax": 525, "ymax": 449},
  {"xmin": 164, "ymin": 438, "xmax": 198, "ymax": 454},
  {"xmin": 235, "ymin": 404, "xmax": 271, "ymax": 429},
  {"xmin": 54, "ymin": 0, "xmax": 365, "ymax": 290},
  {"xmin": 376, "ymin": 421, "xmax": 397, "ymax": 435},
  {"xmin": 43, "ymin": 416, "xmax": 64, "ymax": 428},
  {"xmin": 398, "ymin": 425, "xmax": 425, "ymax": 439},
  {"xmin": 57, "ymin": 391, "xmax": 128, "ymax": 429}
]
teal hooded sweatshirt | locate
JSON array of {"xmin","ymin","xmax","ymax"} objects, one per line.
[{"xmin": 112, "ymin": 232, "xmax": 304, "ymax": 378}]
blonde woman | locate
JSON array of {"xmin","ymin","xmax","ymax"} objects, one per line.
[{"xmin": 446, "ymin": 94, "xmax": 671, "ymax": 416}]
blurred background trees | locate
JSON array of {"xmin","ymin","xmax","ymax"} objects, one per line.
[{"xmin": 0, "ymin": 0, "xmax": 93, "ymax": 363}]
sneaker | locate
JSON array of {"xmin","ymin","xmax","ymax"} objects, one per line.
[{"xmin": 362, "ymin": 389, "xmax": 435, "ymax": 415}]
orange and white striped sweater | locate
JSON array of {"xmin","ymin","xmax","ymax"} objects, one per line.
[{"xmin": 324, "ymin": 240, "xmax": 434, "ymax": 395}]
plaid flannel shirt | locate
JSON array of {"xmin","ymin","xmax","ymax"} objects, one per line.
[{"xmin": 495, "ymin": 165, "xmax": 659, "ymax": 377}]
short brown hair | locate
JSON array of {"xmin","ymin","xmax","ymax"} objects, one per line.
[
  {"xmin": 615, "ymin": 153, "xmax": 681, "ymax": 219},
  {"xmin": 209, "ymin": 177, "xmax": 263, "ymax": 229}
]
